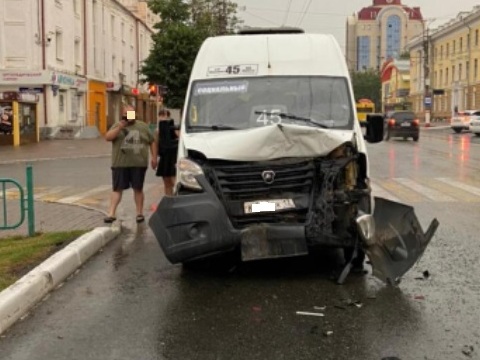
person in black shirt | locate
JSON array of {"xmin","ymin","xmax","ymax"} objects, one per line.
[{"xmin": 155, "ymin": 109, "xmax": 179, "ymax": 196}]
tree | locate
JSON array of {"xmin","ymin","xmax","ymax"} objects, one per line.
[
  {"xmin": 350, "ymin": 69, "xmax": 382, "ymax": 112},
  {"xmin": 142, "ymin": 0, "xmax": 241, "ymax": 108}
]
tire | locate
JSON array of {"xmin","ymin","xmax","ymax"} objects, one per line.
[
  {"xmin": 413, "ymin": 135, "xmax": 419, "ymax": 142},
  {"xmin": 475, "ymin": 133, "xmax": 480, "ymax": 137},
  {"xmin": 453, "ymin": 128, "xmax": 462, "ymax": 134},
  {"xmin": 384, "ymin": 130, "xmax": 390, "ymax": 141}
]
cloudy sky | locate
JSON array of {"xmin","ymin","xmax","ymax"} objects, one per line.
[{"xmin": 234, "ymin": 0, "xmax": 480, "ymax": 52}]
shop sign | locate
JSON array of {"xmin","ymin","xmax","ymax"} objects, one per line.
[
  {"xmin": 51, "ymin": 72, "xmax": 87, "ymax": 91},
  {"xmin": 0, "ymin": 70, "xmax": 51, "ymax": 85},
  {"xmin": 19, "ymin": 87, "xmax": 44, "ymax": 94}
]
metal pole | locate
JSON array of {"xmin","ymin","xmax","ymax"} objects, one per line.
[{"xmin": 26, "ymin": 164, "xmax": 35, "ymax": 236}]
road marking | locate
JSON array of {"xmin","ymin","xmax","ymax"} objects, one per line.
[
  {"xmin": 417, "ymin": 178, "xmax": 480, "ymax": 203},
  {"xmin": 436, "ymin": 178, "xmax": 480, "ymax": 197},
  {"xmin": 393, "ymin": 178, "xmax": 456, "ymax": 202},
  {"xmin": 370, "ymin": 181, "xmax": 401, "ymax": 202},
  {"xmin": 57, "ymin": 185, "xmax": 111, "ymax": 204},
  {"xmin": 373, "ymin": 179, "xmax": 422, "ymax": 203},
  {"xmin": 34, "ymin": 186, "xmax": 71, "ymax": 200}
]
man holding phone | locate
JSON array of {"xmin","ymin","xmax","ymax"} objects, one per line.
[{"xmin": 104, "ymin": 107, "xmax": 157, "ymax": 224}]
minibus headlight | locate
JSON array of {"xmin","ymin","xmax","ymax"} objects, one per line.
[{"xmin": 178, "ymin": 158, "xmax": 204, "ymax": 190}]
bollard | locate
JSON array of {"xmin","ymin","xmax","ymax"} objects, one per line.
[{"xmin": 26, "ymin": 164, "xmax": 35, "ymax": 236}]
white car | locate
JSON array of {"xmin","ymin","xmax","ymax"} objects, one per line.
[
  {"xmin": 470, "ymin": 115, "xmax": 480, "ymax": 136},
  {"xmin": 451, "ymin": 109, "xmax": 480, "ymax": 133}
]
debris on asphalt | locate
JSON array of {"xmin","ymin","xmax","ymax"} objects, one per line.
[
  {"xmin": 296, "ymin": 311, "xmax": 325, "ymax": 317},
  {"xmin": 381, "ymin": 357, "xmax": 401, "ymax": 360},
  {"xmin": 310, "ymin": 325, "xmax": 319, "ymax": 334},
  {"xmin": 252, "ymin": 305, "xmax": 262, "ymax": 312},
  {"xmin": 414, "ymin": 295, "xmax": 426, "ymax": 300},
  {"xmin": 334, "ymin": 304, "xmax": 346, "ymax": 310},
  {"xmin": 462, "ymin": 345, "xmax": 474, "ymax": 357},
  {"xmin": 313, "ymin": 306, "xmax": 326, "ymax": 311},
  {"xmin": 323, "ymin": 330, "xmax": 334, "ymax": 337},
  {"xmin": 415, "ymin": 270, "xmax": 431, "ymax": 280}
]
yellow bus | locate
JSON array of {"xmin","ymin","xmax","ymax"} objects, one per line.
[{"xmin": 356, "ymin": 99, "xmax": 375, "ymax": 126}]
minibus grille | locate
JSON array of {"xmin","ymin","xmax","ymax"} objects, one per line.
[{"xmin": 207, "ymin": 159, "xmax": 315, "ymax": 228}]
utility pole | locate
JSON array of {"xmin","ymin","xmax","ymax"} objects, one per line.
[{"xmin": 423, "ymin": 21, "xmax": 432, "ymax": 126}]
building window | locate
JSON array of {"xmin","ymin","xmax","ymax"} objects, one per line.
[
  {"xmin": 452, "ymin": 65, "xmax": 455, "ymax": 81},
  {"xmin": 121, "ymin": 22, "xmax": 125, "ymax": 43},
  {"xmin": 55, "ymin": 0, "xmax": 62, "ymax": 8},
  {"xmin": 447, "ymin": 43, "xmax": 449, "ymax": 56},
  {"xmin": 440, "ymin": 45, "xmax": 443, "ymax": 59},
  {"xmin": 56, "ymin": 29, "xmax": 63, "ymax": 61},
  {"xmin": 466, "ymin": 61, "xmax": 470, "ymax": 80},
  {"xmin": 434, "ymin": 71, "xmax": 437, "ymax": 87},
  {"xmin": 112, "ymin": 55, "xmax": 116, "ymax": 77},
  {"xmin": 73, "ymin": 0, "xmax": 79, "ymax": 15},
  {"xmin": 74, "ymin": 37, "xmax": 81, "ymax": 67},
  {"xmin": 130, "ymin": 27, "xmax": 134, "ymax": 48},
  {"xmin": 459, "ymin": 63, "xmax": 462, "ymax": 80},
  {"xmin": 475, "ymin": 59, "xmax": 478, "ymax": 79},
  {"xmin": 453, "ymin": 40, "xmax": 456, "ymax": 54},
  {"xmin": 435, "ymin": 47, "xmax": 438, "ymax": 60},
  {"xmin": 476, "ymin": 29, "xmax": 479, "ymax": 46},
  {"xmin": 460, "ymin": 37, "xmax": 463, "ymax": 52},
  {"xmin": 111, "ymin": 15, "xmax": 116, "ymax": 40},
  {"xmin": 467, "ymin": 34, "xmax": 470, "ymax": 49},
  {"xmin": 356, "ymin": 36, "xmax": 371, "ymax": 71},
  {"xmin": 71, "ymin": 92, "xmax": 78, "ymax": 122},
  {"xmin": 446, "ymin": 68, "xmax": 449, "ymax": 84},
  {"xmin": 440, "ymin": 69, "xmax": 443, "ymax": 85},
  {"xmin": 385, "ymin": 15, "xmax": 401, "ymax": 59}
]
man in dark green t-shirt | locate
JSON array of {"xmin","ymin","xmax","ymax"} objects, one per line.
[{"xmin": 104, "ymin": 109, "xmax": 157, "ymax": 224}]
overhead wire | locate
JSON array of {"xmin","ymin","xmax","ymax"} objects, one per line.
[
  {"xmin": 282, "ymin": 0, "xmax": 293, "ymax": 26},
  {"xmin": 296, "ymin": 0, "xmax": 314, "ymax": 27}
]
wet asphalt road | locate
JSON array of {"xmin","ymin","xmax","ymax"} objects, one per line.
[{"xmin": 0, "ymin": 128, "xmax": 480, "ymax": 360}]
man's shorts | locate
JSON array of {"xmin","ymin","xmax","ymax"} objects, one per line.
[{"xmin": 111, "ymin": 167, "xmax": 147, "ymax": 191}]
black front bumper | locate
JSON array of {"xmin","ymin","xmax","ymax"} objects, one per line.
[{"xmin": 148, "ymin": 177, "xmax": 311, "ymax": 263}]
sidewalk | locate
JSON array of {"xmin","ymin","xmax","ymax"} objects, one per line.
[
  {"xmin": 0, "ymin": 138, "xmax": 111, "ymax": 165},
  {"xmin": 1, "ymin": 138, "xmax": 113, "ymax": 238}
]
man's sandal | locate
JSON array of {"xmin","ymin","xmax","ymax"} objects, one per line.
[{"xmin": 136, "ymin": 215, "xmax": 145, "ymax": 224}]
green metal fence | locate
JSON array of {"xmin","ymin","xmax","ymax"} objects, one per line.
[{"xmin": 0, "ymin": 165, "xmax": 35, "ymax": 236}]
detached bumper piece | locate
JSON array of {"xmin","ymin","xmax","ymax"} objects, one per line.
[{"xmin": 365, "ymin": 197, "xmax": 439, "ymax": 285}]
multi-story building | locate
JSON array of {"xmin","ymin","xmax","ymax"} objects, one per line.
[
  {"xmin": 0, "ymin": 0, "xmax": 156, "ymax": 146},
  {"xmin": 346, "ymin": 0, "xmax": 424, "ymax": 72},
  {"xmin": 380, "ymin": 59, "xmax": 411, "ymax": 112},
  {"xmin": 408, "ymin": 6, "xmax": 480, "ymax": 120}
]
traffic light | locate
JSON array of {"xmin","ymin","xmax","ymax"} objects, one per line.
[{"xmin": 148, "ymin": 83, "xmax": 158, "ymax": 97}]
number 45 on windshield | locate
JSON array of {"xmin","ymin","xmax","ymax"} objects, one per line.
[{"xmin": 256, "ymin": 109, "xmax": 282, "ymax": 126}]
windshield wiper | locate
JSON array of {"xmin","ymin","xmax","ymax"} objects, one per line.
[
  {"xmin": 188, "ymin": 124, "xmax": 239, "ymax": 131},
  {"xmin": 254, "ymin": 111, "xmax": 329, "ymax": 128}
]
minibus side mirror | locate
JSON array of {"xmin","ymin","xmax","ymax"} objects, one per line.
[{"xmin": 364, "ymin": 114, "xmax": 384, "ymax": 143}]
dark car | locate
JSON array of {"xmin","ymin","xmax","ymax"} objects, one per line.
[{"xmin": 384, "ymin": 111, "xmax": 420, "ymax": 141}]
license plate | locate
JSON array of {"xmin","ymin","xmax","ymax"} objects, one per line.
[
  {"xmin": 244, "ymin": 199, "xmax": 295, "ymax": 214},
  {"xmin": 401, "ymin": 122, "xmax": 411, "ymax": 127}
]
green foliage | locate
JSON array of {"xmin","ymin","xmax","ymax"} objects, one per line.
[
  {"xmin": 350, "ymin": 69, "xmax": 382, "ymax": 111},
  {"xmin": 142, "ymin": 0, "xmax": 241, "ymax": 108},
  {"xmin": 0, "ymin": 230, "xmax": 86, "ymax": 290}
]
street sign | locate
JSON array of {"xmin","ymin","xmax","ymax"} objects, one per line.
[{"xmin": 424, "ymin": 96, "xmax": 432, "ymax": 105}]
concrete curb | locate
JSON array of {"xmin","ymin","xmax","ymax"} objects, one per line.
[{"xmin": 0, "ymin": 225, "xmax": 122, "ymax": 335}]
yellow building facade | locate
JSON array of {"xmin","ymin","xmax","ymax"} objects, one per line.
[
  {"xmin": 381, "ymin": 59, "xmax": 411, "ymax": 112},
  {"xmin": 409, "ymin": 6, "xmax": 480, "ymax": 120}
]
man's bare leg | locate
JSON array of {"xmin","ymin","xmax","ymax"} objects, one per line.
[
  {"xmin": 133, "ymin": 188, "xmax": 145, "ymax": 216},
  {"xmin": 107, "ymin": 190, "xmax": 123, "ymax": 218}
]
